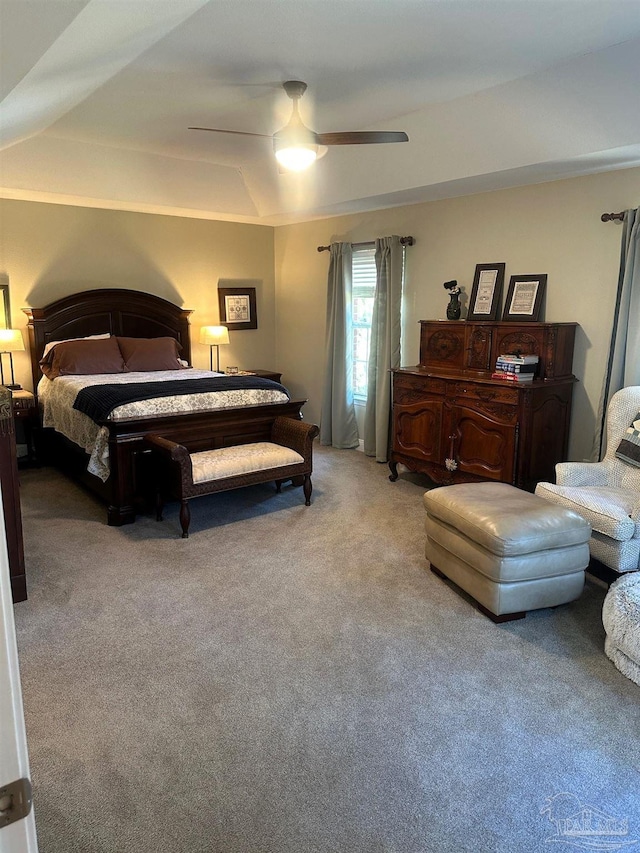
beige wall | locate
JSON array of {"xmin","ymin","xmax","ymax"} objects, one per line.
[
  {"xmin": 275, "ymin": 167, "xmax": 640, "ymax": 462},
  {"xmin": 2, "ymin": 167, "xmax": 640, "ymax": 465},
  {"xmin": 0, "ymin": 199, "xmax": 275, "ymax": 386}
]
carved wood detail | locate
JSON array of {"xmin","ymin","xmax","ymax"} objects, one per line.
[
  {"xmin": 427, "ymin": 330, "xmax": 463, "ymax": 362},
  {"xmin": 497, "ymin": 331, "xmax": 538, "ymax": 355},
  {"xmin": 395, "ymin": 388, "xmax": 431, "ymax": 406},
  {"xmin": 467, "ymin": 327, "xmax": 492, "ymax": 370}
]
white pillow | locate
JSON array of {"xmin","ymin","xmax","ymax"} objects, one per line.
[{"xmin": 42, "ymin": 333, "xmax": 110, "ymax": 359}]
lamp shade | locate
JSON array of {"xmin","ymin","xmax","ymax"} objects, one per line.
[
  {"xmin": 199, "ymin": 326, "xmax": 230, "ymax": 346},
  {"xmin": 0, "ymin": 329, "xmax": 25, "ymax": 353},
  {"xmin": 274, "ymin": 144, "xmax": 318, "ymax": 171}
]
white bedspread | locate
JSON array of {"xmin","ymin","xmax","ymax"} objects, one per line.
[{"xmin": 37, "ymin": 370, "xmax": 289, "ymax": 482}]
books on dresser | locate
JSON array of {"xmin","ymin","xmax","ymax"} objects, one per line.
[
  {"xmin": 493, "ymin": 353, "xmax": 539, "ymax": 383},
  {"xmin": 498, "ymin": 353, "xmax": 539, "ymax": 364},
  {"xmin": 491, "ymin": 371, "xmax": 535, "ymax": 383}
]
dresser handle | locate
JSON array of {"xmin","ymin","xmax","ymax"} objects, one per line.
[{"xmin": 446, "ymin": 433, "xmax": 459, "ymax": 471}]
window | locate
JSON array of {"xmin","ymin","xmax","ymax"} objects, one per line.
[{"xmin": 352, "ymin": 246, "xmax": 376, "ymax": 399}]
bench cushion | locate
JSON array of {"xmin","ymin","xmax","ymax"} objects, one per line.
[{"xmin": 191, "ymin": 442, "xmax": 304, "ymax": 483}]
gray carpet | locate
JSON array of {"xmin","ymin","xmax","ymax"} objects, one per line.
[{"xmin": 14, "ymin": 446, "xmax": 640, "ymax": 853}]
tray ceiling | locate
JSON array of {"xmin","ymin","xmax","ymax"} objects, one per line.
[{"xmin": 1, "ymin": 0, "xmax": 640, "ymax": 224}]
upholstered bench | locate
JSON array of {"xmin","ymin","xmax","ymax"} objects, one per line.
[
  {"xmin": 424, "ymin": 482, "xmax": 592, "ymax": 622},
  {"xmin": 602, "ymin": 572, "xmax": 640, "ymax": 687},
  {"xmin": 147, "ymin": 417, "xmax": 319, "ymax": 537}
]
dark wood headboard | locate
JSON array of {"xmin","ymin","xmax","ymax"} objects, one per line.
[{"xmin": 23, "ymin": 289, "xmax": 193, "ymax": 392}]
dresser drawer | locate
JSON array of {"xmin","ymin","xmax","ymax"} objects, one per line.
[
  {"xmin": 393, "ymin": 373, "xmax": 446, "ymax": 404},
  {"xmin": 447, "ymin": 381, "xmax": 519, "ymax": 405}
]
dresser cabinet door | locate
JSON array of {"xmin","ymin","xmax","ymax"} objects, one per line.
[
  {"xmin": 445, "ymin": 403, "xmax": 516, "ymax": 483},
  {"xmin": 393, "ymin": 399, "xmax": 443, "ymax": 464},
  {"xmin": 419, "ymin": 323, "xmax": 466, "ymax": 371},
  {"xmin": 465, "ymin": 325, "xmax": 493, "ymax": 372}
]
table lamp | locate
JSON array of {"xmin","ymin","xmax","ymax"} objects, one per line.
[
  {"xmin": 199, "ymin": 325, "xmax": 230, "ymax": 372},
  {"xmin": 0, "ymin": 329, "xmax": 25, "ymax": 390}
]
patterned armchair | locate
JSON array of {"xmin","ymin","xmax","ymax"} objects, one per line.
[{"xmin": 535, "ymin": 386, "xmax": 640, "ymax": 575}]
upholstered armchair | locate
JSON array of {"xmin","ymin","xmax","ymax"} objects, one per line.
[{"xmin": 535, "ymin": 386, "xmax": 640, "ymax": 576}]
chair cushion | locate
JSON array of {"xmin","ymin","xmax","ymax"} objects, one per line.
[
  {"xmin": 534, "ymin": 483, "xmax": 640, "ymax": 542},
  {"xmin": 191, "ymin": 442, "xmax": 303, "ymax": 483}
]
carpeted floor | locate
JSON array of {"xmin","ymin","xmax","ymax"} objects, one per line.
[{"xmin": 14, "ymin": 445, "xmax": 640, "ymax": 853}]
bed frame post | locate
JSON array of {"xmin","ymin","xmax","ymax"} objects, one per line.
[{"xmin": 106, "ymin": 434, "xmax": 138, "ymax": 526}]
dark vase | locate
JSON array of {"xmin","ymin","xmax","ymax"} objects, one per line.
[{"xmin": 446, "ymin": 293, "xmax": 461, "ymax": 320}]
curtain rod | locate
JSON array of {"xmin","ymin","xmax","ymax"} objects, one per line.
[
  {"xmin": 601, "ymin": 212, "xmax": 625, "ymax": 222},
  {"xmin": 317, "ymin": 236, "xmax": 415, "ymax": 252}
]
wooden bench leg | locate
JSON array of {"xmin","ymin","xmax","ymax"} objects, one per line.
[
  {"xmin": 303, "ymin": 474, "xmax": 312, "ymax": 506},
  {"xmin": 275, "ymin": 479, "xmax": 283, "ymax": 493},
  {"xmin": 179, "ymin": 500, "xmax": 191, "ymax": 539},
  {"xmin": 156, "ymin": 490, "xmax": 164, "ymax": 522}
]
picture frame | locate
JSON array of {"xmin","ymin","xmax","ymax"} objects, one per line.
[
  {"xmin": 0, "ymin": 277, "xmax": 10, "ymax": 329},
  {"xmin": 467, "ymin": 263, "xmax": 505, "ymax": 321},
  {"xmin": 502, "ymin": 274, "xmax": 547, "ymax": 322},
  {"xmin": 218, "ymin": 286, "xmax": 257, "ymax": 331}
]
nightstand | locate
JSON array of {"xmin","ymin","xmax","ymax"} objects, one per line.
[
  {"xmin": 230, "ymin": 369, "xmax": 283, "ymax": 383},
  {"xmin": 11, "ymin": 389, "xmax": 37, "ymax": 465}
]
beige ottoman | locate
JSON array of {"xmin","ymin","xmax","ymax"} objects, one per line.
[{"xmin": 424, "ymin": 482, "xmax": 592, "ymax": 622}]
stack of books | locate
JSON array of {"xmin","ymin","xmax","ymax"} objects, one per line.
[{"xmin": 491, "ymin": 353, "xmax": 539, "ymax": 383}]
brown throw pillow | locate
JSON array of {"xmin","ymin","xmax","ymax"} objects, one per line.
[
  {"xmin": 40, "ymin": 337, "xmax": 126, "ymax": 379},
  {"xmin": 117, "ymin": 337, "xmax": 183, "ymax": 372}
]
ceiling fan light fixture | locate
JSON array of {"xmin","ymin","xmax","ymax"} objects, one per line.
[
  {"xmin": 273, "ymin": 95, "xmax": 318, "ymax": 171},
  {"xmin": 188, "ymin": 80, "xmax": 408, "ymax": 170},
  {"xmin": 274, "ymin": 143, "xmax": 318, "ymax": 171}
]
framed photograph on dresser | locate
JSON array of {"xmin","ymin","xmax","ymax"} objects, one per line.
[
  {"xmin": 503, "ymin": 274, "xmax": 547, "ymax": 322},
  {"xmin": 467, "ymin": 263, "xmax": 505, "ymax": 321}
]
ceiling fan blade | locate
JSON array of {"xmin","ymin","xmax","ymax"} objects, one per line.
[
  {"xmin": 188, "ymin": 126, "xmax": 273, "ymax": 139},
  {"xmin": 315, "ymin": 131, "xmax": 408, "ymax": 146}
]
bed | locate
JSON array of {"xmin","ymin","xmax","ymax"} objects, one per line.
[{"xmin": 24, "ymin": 288, "xmax": 306, "ymax": 525}]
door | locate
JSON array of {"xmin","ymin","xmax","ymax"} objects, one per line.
[{"xmin": 0, "ymin": 489, "xmax": 38, "ymax": 853}]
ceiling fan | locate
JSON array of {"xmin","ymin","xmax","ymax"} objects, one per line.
[{"xmin": 189, "ymin": 80, "xmax": 409, "ymax": 171}]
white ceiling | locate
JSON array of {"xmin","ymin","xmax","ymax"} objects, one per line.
[{"xmin": 1, "ymin": 0, "xmax": 640, "ymax": 225}]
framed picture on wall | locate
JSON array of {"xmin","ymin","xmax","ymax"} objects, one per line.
[
  {"xmin": 467, "ymin": 263, "xmax": 505, "ymax": 321},
  {"xmin": 502, "ymin": 274, "xmax": 547, "ymax": 322},
  {"xmin": 0, "ymin": 276, "xmax": 10, "ymax": 329},
  {"xmin": 218, "ymin": 285, "xmax": 258, "ymax": 331}
]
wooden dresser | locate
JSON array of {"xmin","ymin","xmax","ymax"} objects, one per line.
[
  {"xmin": 0, "ymin": 386, "xmax": 27, "ymax": 601},
  {"xmin": 390, "ymin": 320, "xmax": 577, "ymax": 491}
]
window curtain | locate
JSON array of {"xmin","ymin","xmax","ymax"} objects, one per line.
[
  {"xmin": 363, "ymin": 235, "xmax": 404, "ymax": 461},
  {"xmin": 320, "ymin": 242, "xmax": 359, "ymax": 449},
  {"xmin": 593, "ymin": 207, "xmax": 640, "ymax": 460}
]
